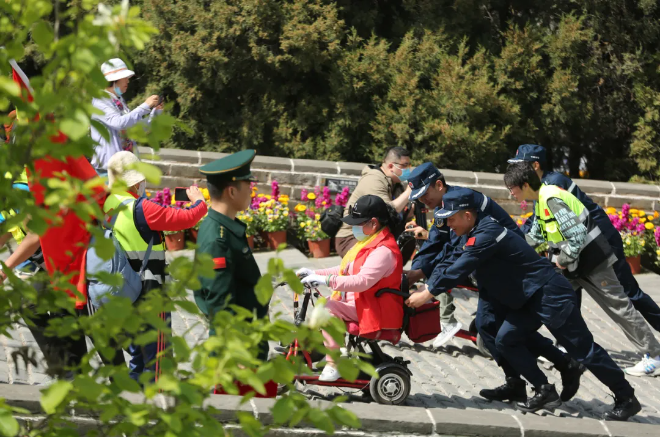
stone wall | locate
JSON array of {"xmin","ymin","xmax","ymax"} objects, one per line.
[{"xmin": 139, "ymin": 147, "xmax": 660, "ymax": 215}]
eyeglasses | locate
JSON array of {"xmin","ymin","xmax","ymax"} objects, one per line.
[
  {"xmin": 506, "ymin": 186, "xmax": 518, "ymax": 194},
  {"xmin": 393, "ymin": 162, "xmax": 411, "ymax": 170}
]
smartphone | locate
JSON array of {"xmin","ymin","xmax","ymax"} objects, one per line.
[
  {"xmin": 174, "ymin": 187, "xmax": 190, "ymax": 202},
  {"xmin": 157, "ymin": 94, "xmax": 164, "ymax": 106}
]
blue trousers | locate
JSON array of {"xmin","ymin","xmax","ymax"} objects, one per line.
[
  {"xmin": 476, "ymin": 294, "xmax": 569, "ymax": 379},
  {"xmin": 609, "ymin": 233, "xmax": 660, "ymax": 331},
  {"xmin": 494, "ymin": 276, "xmax": 633, "ymax": 397},
  {"xmin": 128, "ymin": 311, "xmax": 171, "ymax": 382}
]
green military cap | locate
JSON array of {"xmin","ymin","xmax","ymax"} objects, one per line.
[{"xmin": 200, "ymin": 149, "xmax": 258, "ymax": 183}]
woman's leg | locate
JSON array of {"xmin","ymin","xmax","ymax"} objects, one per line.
[{"xmin": 321, "ymin": 300, "xmax": 358, "ymax": 368}]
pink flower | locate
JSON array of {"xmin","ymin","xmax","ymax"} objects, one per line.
[
  {"xmin": 300, "ymin": 188, "xmax": 309, "ymax": 202},
  {"xmin": 314, "ymin": 185, "xmax": 321, "ymax": 197},
  {"xmin": 271, "ymin": 180, "xmax": 280, "ymax": 198},
  {"xmin": 654, "ymin": 227, "xmax": 660, "ymax": 246},
  {"xmin": 520, "ymin": 200, "xmax": 528, "ymax": 211},
  {"xmin": 622, "ymin": 203, "xmax": 630, "ymax": 220}
]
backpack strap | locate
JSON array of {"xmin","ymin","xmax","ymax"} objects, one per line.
[
  {"xmin": 106, "ymin": 198, "xmax": 135, "ymax": 229},
  {"xmin": 139, "ymin": 237, "xmax": 154, "ymax": 275}
]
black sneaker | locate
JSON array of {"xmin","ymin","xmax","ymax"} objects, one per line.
[
  {"xmin": 603, "ymin": 395, "xmax": 642, "ymax": 421},
  {"xmin": 560, "ymin": 359, "xmax": 586, "ymax": 401},
  {"xmin": 517, "ymin": 384, "xmax": 561, "ymax": 413},
  {"xmin": 480, "ymin": 378, "xmax": 527, "ymax": 402}
]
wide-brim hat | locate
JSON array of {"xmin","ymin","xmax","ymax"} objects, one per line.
[
  {"xmin": 107, "ymin": 151, "xmax": 145, "ymax": 188},
  {"xmin": 102, "ymin": 58, "xmax": 135, "ymax": 82},
  {"xmin": 341, "ymin": 195, "xmax": 389, "ymax": 226}
]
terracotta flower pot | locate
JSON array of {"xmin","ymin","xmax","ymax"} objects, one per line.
[
  {"xmin": 165, "ymin": 231, "xmax": 185, "ymax": 251},
  {"xmin": 247, "ymin": 235, "xmax": 255, "ymax": 249},
  {"xmin": 188, "ymin": 229, "xmax": 198, "ymax": 243},
  {"xmin": 308, "ymin": 239, "xmax": 331, "ymax": 258},
  {"xmin": 266, "ymin": 231, "xmax": 287, "ymax": 250},
  {"xmin": 626, "ymin": 255, "xmax": 642, "ymax": 275}
]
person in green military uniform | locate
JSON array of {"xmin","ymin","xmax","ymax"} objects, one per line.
[{"xmin": 195, "ymin": 149, "xmax": 269, "ymax": 337}]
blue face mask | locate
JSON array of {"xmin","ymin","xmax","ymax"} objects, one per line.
[
  {"xmin": 114, "ymin": 85, "xmax": 123, "ymax": 97},
  {"xmin": 399, "ymin": 168, "xmax": 412, "ymax": 182},
  {"xmin": 352, "ymin": 225, "xmax": 369, "ymax": 241}
]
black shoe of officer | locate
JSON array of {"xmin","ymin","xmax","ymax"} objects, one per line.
[
  {"xmin": 517, "ymin": 384, "xmax": 561, "ymax": 413},
  {"xmin": 480, "ymin": 377, "xmax": 527, "ymax": 402},
  {"xmin": 603, "ymin": 395, "xmax": 642, "ymax": 421},
  {"xmin": 560, "ymin": 358, "xmax": 586, "ymax": 401}
]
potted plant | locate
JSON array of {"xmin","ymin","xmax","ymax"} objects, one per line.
[
  {"xmin": 254, "ymin": 181, "xmax": 290, "ymax": 250},
  {"xmin": 237, "ymin": 209, "xmax": 257, "ymax": 249},
  {"xmin": 609, "ymin": 204, "xmax": 647, "ymax": 274},
  {"xmin": 303, "ymin": 216, "xmax": 331, "ymax": 258},
  {"xmin": 163, "ymin": 229, "xmax": 185, "ymax": 251}
]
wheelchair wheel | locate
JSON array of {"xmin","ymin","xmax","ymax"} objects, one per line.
[{"xmin": 369, "ymin": 367, "xmax": 410, "ymax": 405}]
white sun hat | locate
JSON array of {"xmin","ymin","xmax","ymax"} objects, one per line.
[
  {"xmin": 101, "ymin": 58, "xmax": 135, "ymax": 82},
  {"xmin": 107, "ymin": 151, "xmax": 145, "ymax": 188}
]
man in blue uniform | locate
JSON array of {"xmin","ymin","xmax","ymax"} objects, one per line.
[
  {"xmin": 405, "ymin": 164, "xmax": 584, "ymax": 403},
  {"xmin": 405, "ymin": 188, "xmax": 641, "ymax": 420},
  {"xmin": 508, "ymin": 144, "xmax": 660, "ymax": 377}
]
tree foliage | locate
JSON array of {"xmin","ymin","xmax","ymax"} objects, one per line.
[
  {"xmin": 1, "ymin": 2, "xmax": 367, "ymax": 436},
  {"xmin": 114, "ymin": 0, "xmax": 660, "ymax": 180}
]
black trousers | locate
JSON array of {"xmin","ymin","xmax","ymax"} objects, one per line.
[{"xmin": 25, "ymin": 307, "xmax": 89, "ymax": 378}]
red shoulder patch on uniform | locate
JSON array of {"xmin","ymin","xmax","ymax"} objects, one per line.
[
  {"xmin": 466, "ymin": 237, "xmax": 476, "ymax": 246},
  {"xmin": 213, "ymin": 257, "xmax": 227, "ymax": 269},
  {"xmin": 544, "ymin": 209, "xmax": 550, "ymax": 216}
]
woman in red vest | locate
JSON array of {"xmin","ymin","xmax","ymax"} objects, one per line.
[{"xmin": 299, "ymin": 195, "xmax": 404, "ymax": 381}]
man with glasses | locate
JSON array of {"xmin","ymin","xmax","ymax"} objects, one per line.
[{"xmin": 335, "ymin": 146, "xmax": 413, "ymax": 257}]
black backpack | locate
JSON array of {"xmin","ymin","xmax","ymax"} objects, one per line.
[{"xmin": 320, "ymin": 205, "xmax": 344, "ymax": 237}]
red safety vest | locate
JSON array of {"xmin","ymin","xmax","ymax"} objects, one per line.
[{"xmin": 352, "ymin": 228, "xmax": 403, "ymax": 336}]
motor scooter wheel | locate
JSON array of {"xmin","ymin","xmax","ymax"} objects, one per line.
[{"xmin": 369, "ymin": 367, "xmax": 410, "ymax": 405}]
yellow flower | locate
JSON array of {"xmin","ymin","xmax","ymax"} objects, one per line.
[
  {"xmin": 655, "ymin": 211, "xmax": 659, "ymax": 219},
  {"xmin": 640, "ymin": 217, "xmax": 647, "ymax": 223},
  {"xmin": 646, "ymin": 222, "xmax": 655, "ymax": 230},
  {"xmin": 648, "ymin": 215, "xmax": 655, "ymax": 221},
  {"xmin": 641, "ymin": 239, "xmax": 646, "ymax": 246},
  {"xmin": 300, "ymin": 222, "xmax": 306, "ymax": 228},
  {"xmin": 264, "ymin": 195, "xmax": 272, "ymax": 199},
  {"xmin": 146, "ymin": 190, "xmax": 152, "ymax": 197},
  {"xmin": 639, "ymin": 210, "xmax": 646, "ymax": 217},
  {"xmin": 656, "ymin": 249, "xmax": 660, "ymax": 256},
  {"xmin": 315, "ymin": 214, "xmax": 321, "ymax": 220},
  {"xmin": 630, "ymin": 209, "xmax": 639, "ymax": 214},
  {"xmin": 626, "ymin": 239, "xmax": 631, "ymax": 245},
  {"xmin": 268, "ymin": 218, "xmax": 273, "ymax": 222},
  {"xmin": 525, "ymin": 212, "xmax": 533, "ymax": 218},
  {"xmin": 295, "ymin": 204, "xmax": 307, "ymax": 212},
  {"xmin": 322, "ymin": 201, "xmax": 327, "ymax": 206},
  {"xmin": 517, "ymin": 220, "xmax": 523, "ymax": 225},
  {"xmin": 606, "ymin": 207, "xmax": 616, "ymax": 215},
  {"xmin": 306, "ymin": 220, "xmax": 312, "ymax": 226},
  {"xmin": 307, "ymin": 193, "xmax": 317, "ymax": 200}
]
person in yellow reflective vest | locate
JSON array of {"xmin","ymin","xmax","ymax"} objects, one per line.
[
  {"xmin": 0, "ymin": 168, "xmax": 44, "ymax": 278},
  {"xmin": 103, "ymin": 151, "xmax": 207, "ymax": 381},
  {"xmin": 505, "ymin": 162, "xmax": 660, "ymax": 381}
]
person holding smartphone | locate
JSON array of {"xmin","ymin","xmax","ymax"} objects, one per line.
[
  {"xmin": 102, "ymin": 151, "xmax": 207, "ymax": 381},
  {"xmin": 90, "ymin": 58, "xmax": 164, "ymax": 175}
]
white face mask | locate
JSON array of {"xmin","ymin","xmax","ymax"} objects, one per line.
[{"xmin": 137, "ymin": 180, "xmax": 146, "ymax": 197}]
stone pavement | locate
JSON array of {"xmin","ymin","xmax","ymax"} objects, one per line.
[{"xmin": 2, "ymin": 248, "xmax": 660, "ymax": 428}]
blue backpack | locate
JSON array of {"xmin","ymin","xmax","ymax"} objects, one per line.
[{"xmin": 87, "ymin": 199, "xmax": 153, "ymax": 307}]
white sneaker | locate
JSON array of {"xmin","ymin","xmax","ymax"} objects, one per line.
[
  {"xmin": 433, "ymin": 322, "xmax": 462, "ymax": 349},
  {"xmin": 318, "ymin": 365, "xmax": 341, "ymax": 382},
  {"xmin": 625, "ymin": 354, "xmax": 660, "ymax": 377}
]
